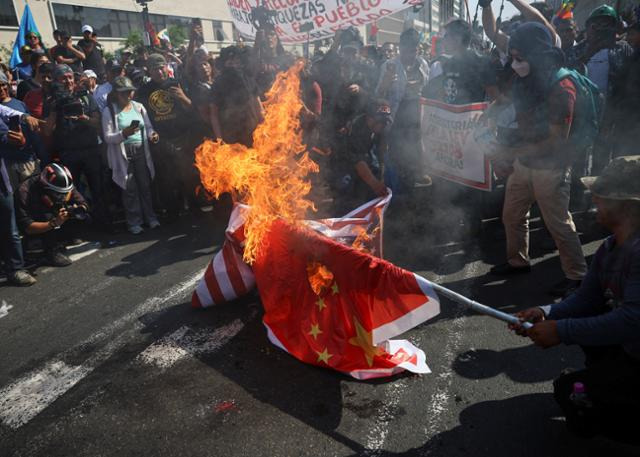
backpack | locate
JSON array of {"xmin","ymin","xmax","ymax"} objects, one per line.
[{"xmin": 551, "ymin": 68, "xmax": 604, "ymax": 151}]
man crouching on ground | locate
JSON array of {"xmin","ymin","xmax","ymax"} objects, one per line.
[{"xmin": 511, "ymin": 156, "xmax": 640, "ymax": 443}]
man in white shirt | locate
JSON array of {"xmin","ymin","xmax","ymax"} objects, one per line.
[{"xmin": 93, "ymin": 62, "xmax": 125, "ymax": 112}]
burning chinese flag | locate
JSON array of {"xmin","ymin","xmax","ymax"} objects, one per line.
[
  {"xmin": 254, "ymin": 220, "xmax": 440, "ymax": 380},
  {"xmin": 192, "ymin": 59, "xmax": 440, "ymax": 379}
]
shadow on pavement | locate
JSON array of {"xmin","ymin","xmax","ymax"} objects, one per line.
[
  {"xmin": 136, "ymin": 298, "xmax": 369, "ymax": 455},
  {"xmin": 452, "ymin": 344, "xmax": 582, "ymax": 384},
  {"xmin": 340, "ymin": 393, "xmax": 640, "ymax": 457}
]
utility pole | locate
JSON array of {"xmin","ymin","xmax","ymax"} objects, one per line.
[{"xmin": 135, "ymin": 0, "xmax": 153, "ymax": 46}]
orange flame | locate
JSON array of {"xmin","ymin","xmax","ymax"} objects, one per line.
[
  {"xmin": 352, "ymin": 225, "xmax": 381, "ymax": 254},
  {"xmin": 306, "ymin": 262, "xmax": 334, "ymax": 296},
  {"xmin": 195, "ymin": 60, "xmax": 318, "ymax": 264}
]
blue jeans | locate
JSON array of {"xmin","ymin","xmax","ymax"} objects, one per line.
[{"xmin": 0, "ymin": 191, "xmax": 24, "ymax": 272}]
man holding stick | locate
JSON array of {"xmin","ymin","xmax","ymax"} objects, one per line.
[{"xmin": 511, "ymin": 156, "xmax": 640, "ymax": 443}]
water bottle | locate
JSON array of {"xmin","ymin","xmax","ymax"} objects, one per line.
[{"xmin": 569, "ymin": 382, "xmax": 592, "ymax": 415}]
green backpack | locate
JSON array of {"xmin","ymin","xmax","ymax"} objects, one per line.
[{"xmin": 551, "ymin": 68, "xmax": 604, "ymax": 151}]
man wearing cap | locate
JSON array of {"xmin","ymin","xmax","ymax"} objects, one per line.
[
  {"xmin": 511, "ymin": 156, "xmax": 640, "ymax": 442},
  {"xmin": 45, "ymin": 64, "xmax": 110, "ymax": 230},
  {"xmin": 93, "ymin": 62, "xmax": 125, "ymax": 113},
  {"xmin": 80, "ymin": 69, "xmax": 98, "ymax": 94},
  {"xmin": 136, "ymin": 53, "xmax": 194, "ymax": 220},
  {"xmin": 50, "ymin": 30, "xmax": 85, "ymax": 73},
  {"xmin": 77, "ymin": 25, "xmax": 105, "ymax": 81},
  {"xmin": 566, "ymin": 6, "xmax": 633, "ymax": 173},
  {"xmin": 566, "ymin": 5, "xmax": 632, "ymax": 96}
]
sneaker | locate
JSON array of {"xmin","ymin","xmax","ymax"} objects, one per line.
[
  {"xmin": 548, "ymin": 278, "xmax": 581, "ymax": 298},
  {"xmin": 128, "ymin": 225, "xmax": 144, "ymax": 235},
  {"xmin": 47, "ymin": 251, "xmax": 72, "ymax": 267},
  {"xmin": 8, "ymin": 270, "xmax": 37, "ymax": 286},
  {"xmin": 148, "ymin": 220, "xmax": 161, "ymax": 229},
  {"xmin": 489, "ymin": 263, "xmax": 531, "ymax": 275}
]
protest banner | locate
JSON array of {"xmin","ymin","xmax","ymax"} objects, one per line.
[
  {"xmin": 226, "ymin": 0, "xmax": 421, "ymax": 44},
  {"xmin": 420, "ymin": 98, "xmax": 492, "ymax": 191}
]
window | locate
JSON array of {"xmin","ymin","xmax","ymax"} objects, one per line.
[
  {"xmin": 0, "ymin": 0, "xmax": 17, "ymax": 27},
  {"xmin": 212, "ymin": 20, "xmax": 228, "ymax": 42},
  {"xmin": 52, "ymin": 3, "xmax": 197, "ymax": 39}
]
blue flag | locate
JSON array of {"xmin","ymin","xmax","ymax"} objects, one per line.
[{"xmin": 9, "ymin": 3, "xmax": 40, "ymax": 69}]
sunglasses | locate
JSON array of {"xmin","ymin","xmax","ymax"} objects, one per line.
[{"xmin": 27, "ymin": 35, "xmax": 38, "ymax": 39}]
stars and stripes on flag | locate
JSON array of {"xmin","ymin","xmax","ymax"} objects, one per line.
[{"xmin": 192, "ymin": 193, "xmax": 441, "ymax": 379}]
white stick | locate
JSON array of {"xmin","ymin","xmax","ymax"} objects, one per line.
[{"xmin": 428, "ymin": 281, "xmax": 533, "ymax": 330}]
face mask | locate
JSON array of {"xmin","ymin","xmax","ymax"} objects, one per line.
[{"xmin": 511, "ymin": 59, "xmax": 530, "ymax": 78}]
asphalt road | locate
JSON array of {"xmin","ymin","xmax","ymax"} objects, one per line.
[{"xmin": 1, "ymin": 205, "xmax": 639, "ymax": 457}]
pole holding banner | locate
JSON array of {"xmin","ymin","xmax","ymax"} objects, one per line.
[{"xmin": 426, "ymin": 280, "xmax": 533, "ymax": 329}]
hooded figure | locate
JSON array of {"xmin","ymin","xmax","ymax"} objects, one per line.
[
  {"xmin": 509, "ymin": 22, "xmax": 565, "ymax": 113},
  {"xmin": 491, "ymin": 22, "xmax": 587, "ymax": 298},
  {"xmin": 508, "ymin": 22, "xmax": 566, "ymax": 145}
]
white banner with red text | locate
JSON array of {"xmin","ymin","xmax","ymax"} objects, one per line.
[
  {"xmin": 226, "ymin": 0, "xmax": 420, "ymax": 44},
  {"xmin": 420, "ymin": 99, "xmax": 492, "ymax": 191}
]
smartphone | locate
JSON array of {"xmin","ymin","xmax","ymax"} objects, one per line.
[
  {"xmin": 130, "ymin": 120, "xmax": 140, "ymax": 128},
  {"xmin": 8, "ymin": 115, "xmax": 21, "ymax": 131}
]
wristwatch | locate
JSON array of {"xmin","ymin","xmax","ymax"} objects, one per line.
[{"xmin": 48, "ymin": 219, "xmax": 61, "ymax": 230}]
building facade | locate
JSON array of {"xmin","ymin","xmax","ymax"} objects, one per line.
[
  {"xmin": 0, "ymin": 0, "xmax": 235, "ymax": 55},
  {"xmin": 367, "ymin": 0, "xmax": 468, "ymax": 46}
]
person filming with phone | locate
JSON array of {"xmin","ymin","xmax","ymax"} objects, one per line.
[{"xmin": 102, "ymin": 76, "xmax": 160, "ymax": 235}]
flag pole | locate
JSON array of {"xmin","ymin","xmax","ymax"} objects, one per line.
[{"xmin": 426, "ymin": 281, "xmax": 533, "ymax": 329}]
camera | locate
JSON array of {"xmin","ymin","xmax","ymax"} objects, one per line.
[
  {"xmin": 54, "ymin": 203, "xmax": 89, "ymax": 221},
  {"xmin": 51, "ymin": 83, "xmax": 87, "ymax": 119}
]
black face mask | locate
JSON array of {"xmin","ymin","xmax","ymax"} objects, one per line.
[{"xmin": 591, "ymin": 26, "xmax": 616, "ymax": 45}]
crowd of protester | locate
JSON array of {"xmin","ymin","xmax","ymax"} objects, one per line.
[
  {"xmin": 0, "ymin": 4, "xmax": 637, "ymax": 290},
  {"xmin": 1, "ymin": 1, "xmax": 640, "ymax": 444}
]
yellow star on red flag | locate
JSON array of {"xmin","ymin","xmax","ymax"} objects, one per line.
[
  {"xmin": 316, "ymin": 347, "xmax": 333, "ymax": 364},
  {"xmin": 308, "ymin": 323, "xmax": 322, "ymax": 340},
  {"xmin": 348, "ymin": 316, "xmax": 385, "ymax": 367}
]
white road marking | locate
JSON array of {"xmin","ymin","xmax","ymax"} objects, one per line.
[
  {"xmin": 362, "ymin": 255, "xmax": 482, "ymax": 455},
  {"xmin": 66, "ymin": 241, "xmax": 101, "ymax": 263},
  {"xmin": 0, "ymin": 361, "xmax": 91, "ymax": 429},
  {"xmin": 362, "ymin": 269, "xmax": 446, "ymax": 456},
  {"xmin": 0, "ymin": 300, "xmax": 13, "ymax": 319},
  {"xmin": 423, "ymin": 259, "xmax": 482, "ymax": 440},
  {"xmin": 363, "ymin": 378, "xmax": 409, "ymax": 456},
  {"xmin": 137, "ymin": 319, "xmax": 245, "ymax": 369},
  {"xmin": 0, "ymin": 268, "xmax": 205, "ymax": 429}
]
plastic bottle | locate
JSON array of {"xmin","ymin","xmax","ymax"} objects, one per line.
[{"xmin": 569, "ymin": 382, "xmax": 593, "ymax": 413}]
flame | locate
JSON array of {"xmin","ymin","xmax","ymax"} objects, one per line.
[
  {"xmin": 352, "ymin": 225, "xmax": 380, "ymax": 254},
  {"xmin": 195, "ymin": 60, "xmax": 318, "ymax": 264},
  {"xmin": 306, "ymin": 262, "xmax": 334, "ymax": 296}
]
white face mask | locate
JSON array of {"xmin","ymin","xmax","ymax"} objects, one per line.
[{"xmin": 511, "ymin": 59, "xmax": 531, "ymax": 78}]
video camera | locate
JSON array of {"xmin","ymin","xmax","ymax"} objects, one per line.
[{"xmin": 50, "ymin": 82, "xmax": 89, "ymax": 118}]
